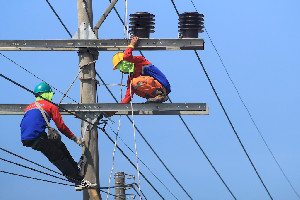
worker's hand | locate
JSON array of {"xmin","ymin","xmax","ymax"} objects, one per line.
[
  {"xmin": 104, "ymin": 111, "xmax": 117, "ymax": 118},
  {"xmin": 72, "ymin": 136, "xmax": 84, "ymax": 147},
  {"xmin": 130, "ymin": 36, "xmax": 139, "ymax": 46}
]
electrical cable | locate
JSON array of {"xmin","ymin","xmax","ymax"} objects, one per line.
[
  {"xmin": 0, "ymin": 147, "xmax": 83, "ymax": 184},
  {"xmin": 194, "ymin": 50, "xmax": 273, "ymax": 199},
  {"xmin": 0, "ymin": 147, "xmax": 61, "ymax": 175},
  {"xmin": 133, "ymin": 185, "xmax": 147, "ymax": 200},
  {"xmin": 190, "ymin": 1, "xmax": 300, "ymax": 199},
  {"xmin": 96, "ymin": 72, "xmax": 190, "ymax": 199},
  {"xmin": 108, "ymin": 0, "xmax": 128, "ymax": 31},
  {"xmin": 0, "ymin": 157, "xmax": 70, "ymax": 183},
  {"xmin": 137, "ymin": 47, "xmax": 228, "ymax": 200},
  {"xmin": 0, "ymin": 52, "xmax": 78, "ymax": 104},
  {"xmin": 45, "ymin": 0, "xmax": 72, "ymax": 38},
  {"xmin": 169, "ymin": 1, "xmax": 273, "ymax": 199},
  {"xmin": 168, "ymin": 97, "xmax": 237, "ymax": 199},
  {"xmin": 0, "ymin": 170, "xmax": 74, "ymax": 186}
]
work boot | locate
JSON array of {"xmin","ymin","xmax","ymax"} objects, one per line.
[
  {"xmin": 146, "ymin": 88, "xmax": 168, "ymax": 103},
  {"xmin": 75, "ymin": 179, "xmax": 97, "ymax": 191},
  {"xmin": 78, "ymin": 155, "xmax": 87, "ymax": 177},
  {"xmin": 147, "ymin": 95, "xmax": 169, "ymax": 103}
]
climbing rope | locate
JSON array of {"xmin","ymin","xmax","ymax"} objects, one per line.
[
  {"xmin": 59, "ymin": 61, "xmax": 96, "ymax": 105},
  {"xmin": 106, "ymin": 74, "xmax": 124, "ymax": 200},
  {"xmin": 127, "ymin": 59, "xmax": 142, "ymax": 200}
]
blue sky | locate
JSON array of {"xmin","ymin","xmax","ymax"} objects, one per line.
[{"xmin": 1, "ymin": 0, "xmax": 300, "ymax": 199}]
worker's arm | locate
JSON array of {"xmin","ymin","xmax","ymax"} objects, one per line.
[
  {"xmin": 123, "ymin": 37, "xmax": 149, "ymax": 64},
  {"xmin": 50, "ymin": 104, "xmax": 74, "ymax": 139}
]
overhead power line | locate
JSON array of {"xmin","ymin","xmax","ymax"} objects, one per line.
[
  {"xmin": 0, "ymin": 157, "xmax": 70, "ymax": 183},
  {"xmin": 168, "ymin": 98, "xmax": 237, "ymax": 199},
  {"xmin": 0, "ymin": 170, "xmax": 74, "ymax": 186},
  {"xmin": 45, "ymin": 0, "xmax": 72, "ymax": 37},
  {"xmin": 189, "ymin": 1, "xmax": 300, "ymax": 199},
  {"xmin": 170, "ymin": 1, "xmax": 273, "ymax": 199},
  {"xmin": 0, "ymin": 147, "xmax": 61, "ymax": 175},
  {"xmin": 0, "ymin": 53, "xmax": 78, "ymax": 104},
  {"xmin": 194, "ymin": 51, "xmax": 273, "ymax": 199}
]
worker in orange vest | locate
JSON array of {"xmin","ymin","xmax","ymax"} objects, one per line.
[{"xmin": 112, "ymin": 36, "xmax": 171, "ymax": 104}]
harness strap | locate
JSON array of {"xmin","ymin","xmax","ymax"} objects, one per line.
[{"xmin": 35, "ymin": 102, "xmax": 51, "ymax": 127}]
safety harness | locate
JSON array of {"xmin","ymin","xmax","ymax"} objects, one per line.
[{"xmin": 34, "ymin": 102, "xmax": 61, "ymax": 144}]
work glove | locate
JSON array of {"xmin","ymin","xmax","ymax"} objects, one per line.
[
  {"xmin": 72, "ymin": 135, "xmax": 84, "ymax": 147},
  {"xmin": 104, "ymin": 111, "xmax": 116, "ymax": 118},
  {"xmin": 130, "ymin": 36, "xmax": 139, "ymax": 46}
]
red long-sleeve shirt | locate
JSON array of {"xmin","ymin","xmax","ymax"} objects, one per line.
[
  {"xmin": 121, "ymin": 46, "xmax": 152, "ymax": 103},
  {"xmin": 21, "ymin": 100, "xmax": 74, "ymax": 140}
]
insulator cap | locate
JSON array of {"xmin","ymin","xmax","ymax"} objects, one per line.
[
  {"xmin": 129, "ymin": 12, "xmax": 155, "ymax": 38},
  {"xmin": 178, "ymin": 12, "xmax": 204, "ymax": 38}
]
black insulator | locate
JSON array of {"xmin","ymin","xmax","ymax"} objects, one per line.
[
  {"xmin": 129, "ymin": 12, "xmax": 155, "ymax": 38},
  {"xmin": 178, "ymin": 12, "xmax": 204, "ymax": 38}
]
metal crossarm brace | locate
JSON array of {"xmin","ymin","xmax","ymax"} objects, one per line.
[
  {"xmin": 0, "ymin": 103, "xmax": 209, "ymax": 115},
  {"xmin": 0, "ymin": 39, "xmax": 204, "ymax": 51}
]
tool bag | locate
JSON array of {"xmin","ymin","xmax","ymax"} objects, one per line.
[{"xmin": 35, "ymin": 102, "xmax": 61, "ymax": 141}]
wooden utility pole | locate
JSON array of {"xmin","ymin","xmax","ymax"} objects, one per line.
[{"xmin": 77, "ymin": 0, "xmax": 100, "ymax": 199}]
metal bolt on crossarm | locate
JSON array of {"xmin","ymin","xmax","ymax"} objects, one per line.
[
  {"xmin": 178, "ymin": 12, "xmax": 204, "ymax": 38},
  {"xmin": 129, "ymin": 12, "xmax": 155, "ymax": 38}
]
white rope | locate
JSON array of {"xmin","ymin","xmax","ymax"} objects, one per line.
[
  {"xmin": 106, "ymin": 67, "xmax": 125, "ymax": 200},
  {"xmin": 129, "ymin": 62, "xmax": 142, "ymax": 200},
  {"xmin": 58, "ymin": 61, "xmax": 96, "ymax": 105},
  {"xmin": 106, "ymin": 116, "xmax": 122, "ymax": 200},
  {"xmin": 125, "ymin": 0, "xmax": 141, "ymax": 195}
]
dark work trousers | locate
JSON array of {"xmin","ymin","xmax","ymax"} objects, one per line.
[{"xmin": 23, "ymin": 134, "xmax": 83, "ymax": 184}]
